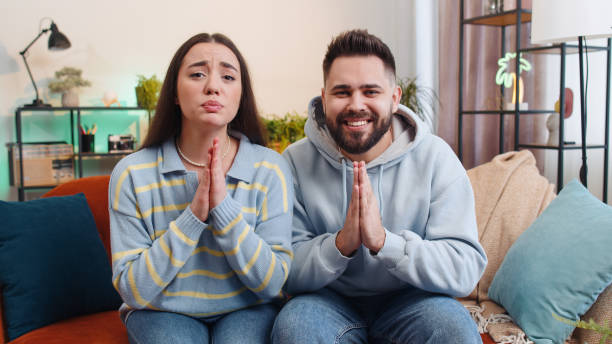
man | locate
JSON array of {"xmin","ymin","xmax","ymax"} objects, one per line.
[{"xmin": 271, "ymin": 30, "xmax": 487, "ymax": 343}]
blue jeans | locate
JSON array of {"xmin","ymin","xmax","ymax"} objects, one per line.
[
  {"xmin": 271, "ymin": 288, "xmax": 481, "ymax": 344},
  {"xmin": 126, "ymin": 303, "xmax": 279, "ymax": 344}
]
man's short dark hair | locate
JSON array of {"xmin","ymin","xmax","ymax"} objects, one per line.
[{"xmin": 322, "ymin": 29, "xmax": 396, "ymax": 83}]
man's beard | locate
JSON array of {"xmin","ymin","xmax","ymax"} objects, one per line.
[{"xmin": 326, "ymin": 107, "xmax": 392, "ymax": 155}]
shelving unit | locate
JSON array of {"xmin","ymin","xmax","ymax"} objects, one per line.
[
  {"xmin": 458, "ymin": 0, "xmax": 611, "ymax": 202},
  {"xmin": 13, "ymin": 106, "xmax": 146, "ymax": 201}
]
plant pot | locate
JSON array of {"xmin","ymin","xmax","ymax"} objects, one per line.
[{"xmin": 62, "ymin": 90, "xmax": 79, "ymax": 107}]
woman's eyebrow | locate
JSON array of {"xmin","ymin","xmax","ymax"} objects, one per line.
[{"xmin": 220, "ymin": 61, "xmax": 238, "ymax": 72}]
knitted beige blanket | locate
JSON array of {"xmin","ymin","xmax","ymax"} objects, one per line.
[{"xmin": 462, "ymin": 150, "xmax": 556, "ymax": 344}]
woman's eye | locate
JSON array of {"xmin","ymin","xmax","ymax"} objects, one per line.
[
  {"xmin": 190, "ymin": 72, "xmax": 206, "ymax": 78},
  {"xmin": 223, "ymin": 75, "xmax": 235, "ymax": 81}
]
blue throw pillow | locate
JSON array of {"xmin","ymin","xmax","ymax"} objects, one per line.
[
  {"xmin": 0, "ymin": 193, "xmax": 122, "ymax": 341},
  {"xmin": 488, "ymin": 179, "xmax": 612, "ymax": 344}
]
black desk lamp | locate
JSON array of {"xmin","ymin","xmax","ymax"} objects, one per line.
[{"xmin": 19, "ymin": 19, "xmax": 71, "ymax": 107}]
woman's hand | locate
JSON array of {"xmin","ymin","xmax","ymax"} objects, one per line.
[
  {"xmin": 190, "ymin": 162, "xmax": 211, "ymax": 222},
  {"xmin": 209, "ymin": 138, "xmax": 227, "ymax": 209}
]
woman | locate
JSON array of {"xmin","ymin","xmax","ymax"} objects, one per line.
[{"xmin": 109, "ymin": 33, "xmax": 293, "ymax": 344}]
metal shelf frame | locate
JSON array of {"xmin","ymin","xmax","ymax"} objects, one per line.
[
  {"xmin": 458, "ymin": 0, "xmax": 610, "ymax": 201},
  {"xmin": 14, "ymin": 106, "xmax": 145, "ymax": 201}
]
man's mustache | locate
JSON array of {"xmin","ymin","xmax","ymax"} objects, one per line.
[{"xmin": 336, "ymin": 110, "xmax": 378, "ymax": 123}]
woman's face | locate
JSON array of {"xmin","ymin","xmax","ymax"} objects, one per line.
[{"xmin": 176, "ymin": 42, "xmax": 242, "ymax": 130}]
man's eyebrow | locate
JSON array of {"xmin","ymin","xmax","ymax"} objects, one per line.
[
  {"xmin": 360, "ymin": 83, "xmax": 383, "ymax": 89},
  {"xmin": 330, "ymin": 84, "xmax": 351, "ymax": 91},
  {"xmin": 330, "ymin": 83, "xmax": 383, "ymax": 91}
]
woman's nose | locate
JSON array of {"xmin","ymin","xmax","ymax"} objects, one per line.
[{"xmin": 204, "ymin": 75, "xmax": 220, "ymax": 95}]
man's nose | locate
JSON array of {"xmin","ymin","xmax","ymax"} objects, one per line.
[{"xmin": 346, "ymin": 93, "xmax": 366, "ymax": 113}]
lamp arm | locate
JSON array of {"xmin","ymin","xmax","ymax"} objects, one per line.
[
  {"xmin": 19, "ymin": 27, "xmax": 49, "ymax": 105},
  {"xmin": 20, "ymin": 53, "xmax": 40, "ymax": 102},
  {"xmin": 19, "ymin": 28, "xmax": 49, "ymax": 56}
]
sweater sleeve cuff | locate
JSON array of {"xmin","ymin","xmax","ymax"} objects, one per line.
[
  {"xmin": 375, "ymin": 229, "xmax": 408, "ymax": 269},
  {"xmin": 209, "ymin": 194, "xmax": 242, "ymax": 230},
  {"xmin": 173, "ymin": 206, "xmax": 207, "ymax": 242},
  {"xmin": 320, "ymin": 232, "xmax": 352, "ymax": 272}
]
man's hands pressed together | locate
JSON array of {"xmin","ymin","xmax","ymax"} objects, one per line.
[
  {"xmin": 336, "ymin": 161, "xmax": 386, "ymax": 256},
  {"xmin": 190, "ymin": 138, "xmax": 228, "ymax": 222}
]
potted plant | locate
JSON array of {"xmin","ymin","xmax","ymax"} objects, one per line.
[
  {"xmin": 397, "ymin": 77, "xmax": 438, "ymax": 130},
  {"xmin": 135, "ymin": 74, "xmax": 162, "ymax": 123},
  {"xmin": 263, "ymin": 112, "xmax": 307, "ymax": 153},
  {"xmin": 48, "ymin": 67, "xmax": 91, "ymax": 107}
]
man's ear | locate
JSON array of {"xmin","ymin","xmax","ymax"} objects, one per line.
[
  {"xmin": 391, "ymin": 85, "xmax": 402, "ymax": 113},
  {"xmin": 321, "ymin": 87, "xmax": 326, "ymax": 113}
]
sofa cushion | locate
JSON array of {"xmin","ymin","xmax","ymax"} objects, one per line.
[
  {"xmin": 0, "ymin": 193, "xmax": 122, "ymax": 341},
  {"xmin": 488, "ymin": 179, "xmax": 612, "ymax": 343},
  {"xmin": 8, "ymin": 310, "xmax": 128, "ymax": 344}
]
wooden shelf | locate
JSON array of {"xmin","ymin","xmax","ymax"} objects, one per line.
[{"xmin": 463, "ymin": 9, "xmax": 531, "ymax": 26}]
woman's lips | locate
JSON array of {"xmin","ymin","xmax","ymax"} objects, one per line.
[{"xmin": 202, "ymin": 100, "xmax": 223, "ymax": 112}]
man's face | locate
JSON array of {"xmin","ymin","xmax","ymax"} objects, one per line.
[{"xmin": 322, "ymin": 55, "xmax": 400, "ymax": 155}]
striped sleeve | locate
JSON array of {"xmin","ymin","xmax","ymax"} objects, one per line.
[
  {"xmin": 209, "ymin": 158, "xmax": 293, "ymax": 300},
  {"xmin": 109, "ymin": 160, "xmax": 206, "ymax": 310}
]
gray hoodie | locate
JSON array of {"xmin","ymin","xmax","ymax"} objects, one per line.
[{"xmin": 282, "ymin": 96, "xmax": 487, "ymax": 297}]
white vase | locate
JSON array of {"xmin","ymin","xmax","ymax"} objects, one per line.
[
  {"xmin": 62, "ymin": 90, "xmax": 79, "ymax": 107},
  {"xmin": 546, "ymin": 114, "xmax": 560, "ymax": 146}
]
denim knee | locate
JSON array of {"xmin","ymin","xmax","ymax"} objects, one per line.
[{"xmin": 271, "ymin": 292, "xmax": 366, "ymax": 344}]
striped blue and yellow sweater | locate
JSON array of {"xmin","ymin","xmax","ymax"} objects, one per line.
[{"xmin": 109, "ymin": 133, "xmax": 293, "ymax": 321}]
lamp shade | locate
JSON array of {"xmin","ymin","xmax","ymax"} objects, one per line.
[
  {"xmin": 531, "ymin": 0, "xmax": 612, "ymax": 44},
  {"xmin": 48, "ymin": 22, "xmax": 71, "ymax": 50}
]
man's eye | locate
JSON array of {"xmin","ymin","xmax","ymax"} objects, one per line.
[
  {"xmin": 364, "ymin": 90, "xmax": 379, "ymax": 96},
  {"xmin": 334, "ymin": 91, "xmax": 350, "ymax": 96}
]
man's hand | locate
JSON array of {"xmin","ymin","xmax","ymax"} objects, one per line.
[
  {"xmin": 357, "ymin": 161, "xmax": 386, "ymax": 254},
  {"xmin": 336, "ymin": 161, "xmax": 361, "ymax": 256}
]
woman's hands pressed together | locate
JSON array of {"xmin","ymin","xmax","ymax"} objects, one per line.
[{"xmin": 190, "ymin": 138, "xmax": 228, "ymax": 222}]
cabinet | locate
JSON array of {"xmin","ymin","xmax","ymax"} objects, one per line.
[
  {"xmin": 457, "ymin": 0, "xmax": 610, "ymax": 202},
  {"xmin": 13, "ymin": 106, "xmax": 147, "ymax": 201}
]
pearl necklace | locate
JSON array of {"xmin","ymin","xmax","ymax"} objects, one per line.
[{"xmin": 176, "ymin": 135, "xmax": 231, "ymax": 168}]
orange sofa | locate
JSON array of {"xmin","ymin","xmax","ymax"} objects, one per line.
[
  {"xmin": 0, "ymin": 176, "xmax": 495, "ymax": 344},
  {"xmin": 0, "ymin": 176, "xmax": 128, "ymax": 344}
]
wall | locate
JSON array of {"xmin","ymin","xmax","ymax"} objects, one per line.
[{"xmin": 0, "ymin": 0, "xmax": 439, "ymax": 201}]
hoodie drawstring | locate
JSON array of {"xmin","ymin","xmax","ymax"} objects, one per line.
[
  {"xmin": 341, "ymin": 159, "xmax": 348, "ymax": 221},
  {"xmin": 377, "ymin": 165, "xmax": 384, "ymax": 219}
]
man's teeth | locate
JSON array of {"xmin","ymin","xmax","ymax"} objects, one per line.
[{"xmin": 347, "ymin": 120, "xmax": 368, "ymax": 127}]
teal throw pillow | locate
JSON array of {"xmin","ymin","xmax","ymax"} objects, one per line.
[
  {"xmin": 0, "ymin": 193, "xmax": 122, "ymax": 341},
  {"xmin": 488, "ymin": 179, "xmax": 612, "ymax": 344}
]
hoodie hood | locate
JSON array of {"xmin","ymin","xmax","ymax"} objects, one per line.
[{"xmin": 304, "ymin": 96, "xmax": 430, "ymax": 169}]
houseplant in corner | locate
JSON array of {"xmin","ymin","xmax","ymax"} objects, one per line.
[
  {"xmin": 48, "ymin": 67, "xmax": 91, "ymax": 107},
  {"xmin": 135, "ymin": 74, "xmax": 162, "ymax": 124},
  {"xmin": 397, "ymin": 77, "xmax": 438, "ymax": 131}
]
